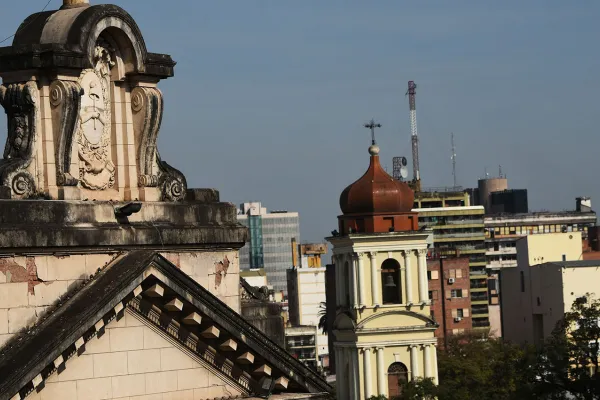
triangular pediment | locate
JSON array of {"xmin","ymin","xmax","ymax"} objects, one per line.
[{"xmin": 0, "ymin": 251, "xmax": 332, "ymax": 400}]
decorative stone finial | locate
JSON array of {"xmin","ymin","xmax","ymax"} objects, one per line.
[
  {"xmin": 368, "ymin": 144, "xmax": 380, "ymax": 156},
  {"xmin": 62, "ymin": 0, "xmax": 90, "ymax": 9}
]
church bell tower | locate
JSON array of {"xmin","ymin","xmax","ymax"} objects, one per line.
[{"xmin": 327, "ymin": 138, "xmax": 438, "ymax": 399}]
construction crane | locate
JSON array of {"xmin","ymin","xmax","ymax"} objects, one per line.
[{"xmin": 406, "ymin": 81, "xmax": 420, "ymax": 187}]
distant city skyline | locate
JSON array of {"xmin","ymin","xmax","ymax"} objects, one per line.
[{"xmin": 1, "ymin": 0, "xmax": 598, "ymax": 246}]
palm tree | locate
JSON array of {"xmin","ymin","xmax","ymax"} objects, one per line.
[{"xmin": 317, "ymin": 302, "xmax": 327, "ymax": 334}]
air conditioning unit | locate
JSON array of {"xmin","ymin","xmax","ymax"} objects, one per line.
[
  {"xmin": 448, "ymin": 278, "xmax": 455, "ymax": 284},
  {"xmin": 454, "ymin": 317, "xmax": 462, "ymax": 322}
]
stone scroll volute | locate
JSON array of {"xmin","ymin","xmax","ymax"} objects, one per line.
[{"xmin": 0, "ymin": 81, "xmax": 39, "ymax": 199}]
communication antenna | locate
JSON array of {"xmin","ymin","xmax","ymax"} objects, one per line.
[
  {"xmin": 451, "ymin": 132, "xmax": 457, "ymax": 188},
  {"xmin": 499, "ymin": 165, "xmax": 503, "ymax": 178},
  {"xmin": 406, "ymin": 81, "xmax": 420, "ymax": 182},
  {"xmin": 393, "ymin": 157, "xmax": 408, "ymax": 181}
]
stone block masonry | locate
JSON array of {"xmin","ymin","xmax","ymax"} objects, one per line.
[
  {"xmin": 0, "ymin": 251, "xmax": 240, "ymax": 347},
  {"xmin": 36, "ymin": 309, "xmax": 243, "ymax": 400}
]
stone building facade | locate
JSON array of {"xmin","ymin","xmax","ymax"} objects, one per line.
[{"xmin": 0, "ymin": 1, "xmax": 331, "ymax": 399}]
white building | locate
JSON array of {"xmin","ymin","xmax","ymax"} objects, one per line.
[{"xmin": 287, "ymin": 266, "xmax": 329, "ymax": 368}]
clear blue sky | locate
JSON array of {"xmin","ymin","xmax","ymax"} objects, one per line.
[{"xmin": 1, "ymin": 0, "xmax": 600, "ymax": 245}]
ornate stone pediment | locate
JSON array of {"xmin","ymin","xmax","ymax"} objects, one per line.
[{"xmin": 0, "ymin": 3, "xmax": 186, "ymax": 201}]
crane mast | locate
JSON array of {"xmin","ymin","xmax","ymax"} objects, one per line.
[{"xmin": 407, "ymin": 81, "xmax": 420, "ymax": 183}]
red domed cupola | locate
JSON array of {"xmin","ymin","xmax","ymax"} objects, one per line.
[{"xmin": 337, "ymin": 144, "xmax": 419, "ymax": 235}]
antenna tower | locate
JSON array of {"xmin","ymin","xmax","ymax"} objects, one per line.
[
  {"xmin": 451, "ymin": 132, "xmax": 457, "ymax": 188},
  {"xmin": 406, "ymin": 81, "xmax": 420, "ymax": 182}
]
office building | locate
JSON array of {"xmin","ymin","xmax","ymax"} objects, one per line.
[
  {"xmin": 500, "ymin": 232, "xmax": 593, "ymax": 345},
  {"xmin": 413, "ymin": 204, "xmax": 489, "ymax": 330},
  {"xmin": 285, "ymin": 326, "xmax": 320, "ymax": 370},
  {"xmin": 489, "ymin": 189, "xmax": 529, "ymax": 214},
  {"xmin": 238, "ymin": 202, "xmax": 300, "ymax": 296},
  {"xmin": 327, "ymin": 143, "xmax": 437, "ymax": 399}
]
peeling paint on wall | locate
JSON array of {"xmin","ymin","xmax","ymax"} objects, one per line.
[
  {"xmin": 0, "ymin": 257, "xmax": 44, "ymax": 294},
  {"xmin": 214, "ymin": 255, "xmax": 230, "ymax": 288}
]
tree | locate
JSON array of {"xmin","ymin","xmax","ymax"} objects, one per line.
[
  {"xmin": 318, "ymin": 301, "xmax": 327, "ymax": 334},
  {"xmin": 525, "ymin": 294, "xmax": 600, "ymax": 400}
]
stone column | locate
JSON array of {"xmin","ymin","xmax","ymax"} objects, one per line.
[
  {"xmin": 424, "ymin": 344, "xmax": 432, "ymax": 379},
  {"xmin": 356, "ymin": 252, "xmax": 366, "ymax": 307},
  {"xmin": 337, "ymin": 346, "xmax": 347, "ymax": 399},
  {"xmin": 403, "ymin": 250, "xmax": 413, "ymax": 304},
  {"xmin": 334, "ymin": 255, "xmax": 342, "ymax": 305},
  {"xmin": 376, "ymin": 347, "xmax": 386, "ymax": 396},
  {"xmin": 369, "ymin": 252, "xmax": 380, "ymax": 306},
  {"xmin": 350, "ymin": 255, "xmax": 358, "ymax": 308},
  {"xmin": 432, "ymin": 344, "xmax": 439, "ymax": 385},
  {"xmin": 410, "ymin": 344, "xmax": 420, "ymax": 379},
  {"xmin": 363, "ymin": 347, "xmax": 373, "ymax": 398},
  {"xmin": 350, "ymin": 348, "xmax": 359, "ymax": 399},
  {"xmin": 417, "ymin": 249, "xmax": 428, "ymax": 303}
]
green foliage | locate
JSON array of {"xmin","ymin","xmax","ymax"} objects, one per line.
[{"xmin": 318, "ymin": 301, "xmax": 327, "ymax": 334}]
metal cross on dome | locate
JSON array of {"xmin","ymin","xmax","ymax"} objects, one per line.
[{"xmin": 364, "ymin": 119, "xmax": 382, "ymax": 145}]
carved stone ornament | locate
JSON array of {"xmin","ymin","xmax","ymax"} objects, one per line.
[
  {"xmin": 50, "ymin": 80, "xmax": 82, "ymax": 186},
  {"xmin": 131, "ymin": 86, "xmax": 163, "ymax": 187},
  {"xmin": 76, "ymin": 43, "xmax": 115, "ymax": 190},
  {"xmin": 131, "ymin": 85, "xmax": 187, "ymax": 201},
  {"xmin": 0, "ymin": 81, "xmax": 39, "ymax": 198}
]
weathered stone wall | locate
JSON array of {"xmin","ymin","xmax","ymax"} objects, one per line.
[
  {"xmin": 0, "ymin": 250, "xmax": 240, "ymax": 349},
  {"xmin": 22, "ymin": 309, "xmax": 242, "ymax": 400}
]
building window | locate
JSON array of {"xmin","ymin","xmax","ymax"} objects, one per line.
[
  {"xmin": 427, "ymin": 271, "xmax": 431, "ymax": 280},
  {"xmin": 387, "ymin": 362, "xmax": 409, "ymax": 398},
  {"xmin": 520, "ymin": 271, "xmax": 525, "ymax": 293},
  {"xmin": 457, "ymin": 309, "xmax": 464, "ymax": 318},
  {"xmin": 451, "ymin": 289, "xmax": 463, "ymax": 298},
  {"xmin": 381, "ymin": 259, "xmax": 402, "ymax": 304},
  {"xmin": 429, "ymin": 290, "xmax": 439, "ymax": 300}
]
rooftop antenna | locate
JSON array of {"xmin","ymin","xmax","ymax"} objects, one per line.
[
  {"xmin": 499, "ymin": 165, "xmax": 503, "ymax": 178},
  {"xmin": 406, "ymin": 81, "xmax": 420, "ymax": 182},
  {"xmin": 364, "ymin": 119, "xmax": 382, "ymax": 145},
  {"xmin": 451, "ymin": 132, "xmax": 457, "ymax": 188}
]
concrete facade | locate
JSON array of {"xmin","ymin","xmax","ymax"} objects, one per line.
[
  {"xmin": 287, "ymin": 267, "xmax": 329, "ymax": 367},
  {"xmin": 500, "ymin": 232, "xmax": 588, "ymax": 344}
]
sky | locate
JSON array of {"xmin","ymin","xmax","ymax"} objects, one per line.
[{"xmin": 1, "ymin": 0, "xmax": 600, "ymax": 245}]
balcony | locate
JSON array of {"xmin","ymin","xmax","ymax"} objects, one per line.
[
  {"xmin": 488, "ymin": 260, "xmax": 517, "ymax": 269},
  {"xmin": 485, "ymin": 247, "xmax": 517, "ymax": 255},
  {"xmin": 472, "ymin": 320, "xmax": 491, "ymax": 328},
  {"xmin": 471, "ymin": 292, "xmax": 488, "ymax": 302}
]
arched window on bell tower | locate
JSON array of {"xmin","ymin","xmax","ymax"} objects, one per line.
[{"xmin": 381, "ymin": 259, "xmax": 401, "ymax": 304}]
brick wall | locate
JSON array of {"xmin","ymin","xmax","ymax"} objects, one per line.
[
  {"xmin": 0, "ymin": 251, "xmax": 240, "ymax": 349},
  {"xmin": 23, "ymin": 310, "xmax": 242, "ymax": 400},
  {"xmin": 427, "ymin": 258, "xmax": 473, "ymax": 342}
]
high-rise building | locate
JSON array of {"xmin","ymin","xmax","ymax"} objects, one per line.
[
  {"xmin": 327, "ymin": 143, "xmax": 438, "ymax": 399},
  {"xmin": 489, "ymin": 189, "xmax": 529, "ymax": 214},
  {"xmin": 484, "ymin": 203, "xmax": 596, "ymax": 337},
  {"xmin": 413, "ymin": 202, "xmax": 489, "ymax": 330},
  {"xmin": 238, "ymin": 202, "xmax": 300, "ymax": 296}
]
